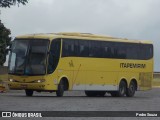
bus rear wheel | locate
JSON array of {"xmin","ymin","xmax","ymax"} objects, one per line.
[
  {"xmin": 126, "ymin": 81, "xmax": 136, "ymax": 97},
  {"xmin": 117, "ymin": 81, "xmax": 127, "ymax": 97},
  {"xmin": 110, "ymin": 81, "xmax": 127, "ymax": 97},
  {"xmin": 25, "ymin": 90, "xmax": 33, "ymax": 96},
  {"xmin": 56, "ymin": 80, "xmax": 64, "ymax": 97}
]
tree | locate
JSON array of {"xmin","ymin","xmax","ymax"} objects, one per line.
[
  {"xmin": 0, "ymin": 0, "xmax": 28, "ymax": 65},
  {"xmin": 0, "ymin": 0, "xmax": 28, "ymax": 8},
  {"xmin": 0, "ymin": 20, "xmax": 11, "ymax": 66}
]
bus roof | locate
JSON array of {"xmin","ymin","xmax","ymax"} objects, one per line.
[{"xmin": 16, "ymin": 32, "xmax": 152, "ymax": 44}]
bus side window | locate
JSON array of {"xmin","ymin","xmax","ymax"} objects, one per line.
[
  {"xmin": 126, "ymin": 43, "xmax": 139, "ymax": 60},
  {"xmin": 139, "ymin": 44, "xmax": 153, "ymax": 60},
  {"xmin": 62, "ymin": 39, "xmax": 75, "ymax": 57},
  {"xmin": 79, "ymin": 40, "xmax": 89, "ymax": 57},
  {"xmin": 74, "ymin": 40, "xmax": 79, "ymax": 56},
  {"xmin": 68, "ymin": 40, "xmax": 75, "ymax": 56},
  {"xmin": 62, "ymin": 40, "xmax": 68, "ymax": 57},
  {"xmin": 102, "ymin": 42, "xmax": 114, "ymax": 58},
  {"xmin": 147, "ymin": 44, "xmax": 153, "ymax": 59},
  {"xmin": 115, "ymin": 43, "xmax": 127, "ymax": 59},
  {"xmin": 48, "ymin": 39, "xmax": 61, "ymax": 74},
  {"xmin": 89, "ymin": 41, "xmax": 102, "ymax": 58}
]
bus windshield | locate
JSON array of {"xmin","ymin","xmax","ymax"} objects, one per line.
[{"xmin": 9, "ymin": 39, "xmax": 49, "ymax": 75}]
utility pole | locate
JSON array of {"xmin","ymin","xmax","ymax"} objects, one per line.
[{"xmin": 0, "ymin": 10, "xmax": 1, "ymax": 20}]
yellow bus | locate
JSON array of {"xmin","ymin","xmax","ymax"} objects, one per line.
[{"xmin": 8, "ymin": 32, "xmax": 153, "ymax": 97}]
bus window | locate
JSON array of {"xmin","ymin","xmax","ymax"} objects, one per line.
[
  {"xmin": 101, "ymin": 42, "xmax": 114, "ymax": 58},
  {"xmin": 89, "ymin": 41, "xmax": 101, "ymax": 57},
  {"xmin": 48, "ymin": 39, "xmax": 61, "ymax": 74},
  {"xmin": 62, "ymin": 39, "xmax": 75, "ymax": 57},
  {"xmin": 78, "ymin": 40, "xmax": 89, "ymax": 57},
  {"xmin": 126, "ymin": 43, "xmax": 139, "ymax": 60},
  {"xmin": 27, "ymin": 40, "xmax": 49, "ymax": 75},
  {"xmin": 139, "ymin": 44, "xmax": 153, "ymax": 60},
  {"xmin": 116, "ymin": 43, "xmax": 127, "ymax": 59}
]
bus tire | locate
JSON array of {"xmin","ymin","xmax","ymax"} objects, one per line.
[
  {"xmin": 56, "ymin": 80, "xmax": 64, "ymax": 97},
  {"xmin": 25, "ymin": 90, "xmax": 33, "ymax": 96},
  {"xmin": 110, "ymin": 81, "xmax": 127, "ymax": 97},
  {"xmin": 126, "ymin": 81, "xmax": 136, "ymax": 97},
  {"xmin": 117, "ymin": 80, "xmax": 127, "ymax": 97}
]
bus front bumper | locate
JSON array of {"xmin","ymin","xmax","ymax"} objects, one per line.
[{"xmin": 8, "ymin": 82, "xmax": 57, "ymax": 91}]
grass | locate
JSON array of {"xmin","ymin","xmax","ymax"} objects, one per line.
[
  {"xmin": 152, "ymin": 78, "xmax": 160, "ymax": 87},
  {"xmin": 0, "ymin": 74, "xmax": 8, "ymax": 82},
  {"xmin": 0, "ymin": 74, "xmax": 8, "ymax": 91}
]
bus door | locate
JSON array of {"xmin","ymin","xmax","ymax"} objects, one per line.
[
  {"xmin": 62, "ymin": 39, "xmax": 75, "ymax": 89},
  {"xmin": 72, "ymin": 40, "xmax": 88, "ymax": 90},
  {"xmin": 70, "ymin": 40, "xmax": 86, "ymax": 90}
]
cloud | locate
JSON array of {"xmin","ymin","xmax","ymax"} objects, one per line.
[{"xmin": 1, "ymin": 0, "xmax": 160, "ymax": 71}]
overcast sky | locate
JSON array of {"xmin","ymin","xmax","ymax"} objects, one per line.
[{"xmin": 1, "ymin": 0, "xmax": 160, "ymax": 71}]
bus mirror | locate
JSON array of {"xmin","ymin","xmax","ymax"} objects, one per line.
[{"xmin": 47, "ymin": 51, "xmax": 55, "ymax": 57}]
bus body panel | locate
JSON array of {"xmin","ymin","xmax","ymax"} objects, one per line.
[{"xmin": 8, "ymin": 33, "xmax": 153, "ymax": 93}]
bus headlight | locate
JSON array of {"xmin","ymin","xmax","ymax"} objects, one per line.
[
  {"xmin": 9, "ymin": 79, "xmax": 17, "ymax": 82},
  {"xmin": 34, "ymin": 79, "xmax": 45, "ymax": 83}
]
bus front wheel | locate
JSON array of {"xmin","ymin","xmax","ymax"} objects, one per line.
[
  {"xmin": 25, "ymin": 90, "xmax": 33, "ymax": 96},
  {"xmin": 56, "ymin": 80, "xmax": 64, "ymax": 97},
  {"xmin": 126, "ymin": 81, "xmax": 136, "ymax": 97}
]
